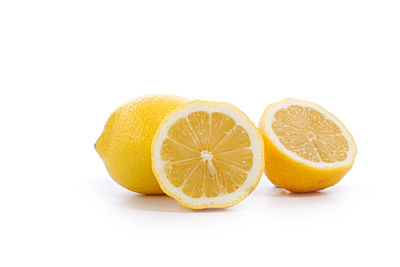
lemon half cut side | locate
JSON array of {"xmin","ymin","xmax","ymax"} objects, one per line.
[
  {"xmin": 152, "ymin": 100, "xmax": 264, "ymax": 209},
  {"xmin": 259, "ymin": 98, "xmax": 357, "ymax": 193}
]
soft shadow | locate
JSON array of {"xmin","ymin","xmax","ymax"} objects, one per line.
[
  {"xmin": 259, "ymin": 184, "xmax": 359, "ymax": 209},
  {"xmin": 118, "ymin": 194, "xmax": 189, "ymax": 213},
  {"xmin": 265, "ymin": 187, "xmax": 329, "ymax": 198},
  {"xmin": 89, "ymin": 177, "xmax": 233, "ymax": 213},
  {"xmin": 119, "ymin": 194, "xmax": 234, "ymax": 213}
]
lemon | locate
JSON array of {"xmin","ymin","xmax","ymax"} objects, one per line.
[
  {"xmin": 95, "ymin": 95, "xmax": 188, "ymax": 194},
  {"xmin": 151, "ymin": 100, "xmax": 264, "ymax": 209},
  {"xmin": 258, "ymin": 98, "xmax": 357, "ymax": 193}
]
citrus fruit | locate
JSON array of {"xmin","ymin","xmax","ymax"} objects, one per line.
[
  {"xmin": 151, "ymin": 100, "xmax": 264, "ymax": 209},
  {"xmin": 95, "ymin": 94, "xmax": 188, "ymax": 194},
  {"xmin": 258, "ymin": 98, "xmax": 357, "ymax": 193}
]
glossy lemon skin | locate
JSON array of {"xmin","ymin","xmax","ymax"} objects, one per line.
[
  {"xmin": 95, "ymin": 95, "xmax": 188, "ymax": 194},
  {"xmin": 260, "ymin": 132, "xmax": 354, "ymax": 192}
]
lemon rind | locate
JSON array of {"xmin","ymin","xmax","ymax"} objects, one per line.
[{"xmin": 151, "ymin": 100, "xmax": 265, "ymax": 209}]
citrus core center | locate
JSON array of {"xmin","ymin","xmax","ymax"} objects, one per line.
[
  {"xmin": 200, "ymin": 151, "xmax": 216, "ymax": 177},
  {"xmin": 201, "ymin": 151, "xmax": 213, "ymax": 161},
  {"xmin": 307, "ymin": 132, "xmax": 316, "ymax": 140}
]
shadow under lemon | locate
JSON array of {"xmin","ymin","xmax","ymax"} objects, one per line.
[
  {"xmin": 266, "ymin": 187, "xmax": 329, "ymax": 198},
  {"xmin": 90, "ymin": 176, "xmax": 236, "ymax": 213},
  {"xmin": 254, "ymin": 182, "xmax": 358, "ymax": 210},
  {"xmin": 118, "ymin": 194, "xmax": 232, "ymax": 213}
]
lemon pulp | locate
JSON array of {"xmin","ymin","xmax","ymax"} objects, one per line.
[
  {"xmin": 271, "ymin": 105, "xmax": 349, "ymax": 163},
  {"xmin": 161, "ymin": 111, "xmax": 253, "ymax": 198},
  {"xmin": 152, "ymin": 100, "xmax": 264, "ymax": 209}
]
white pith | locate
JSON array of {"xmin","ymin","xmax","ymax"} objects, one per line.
[
  {"xmin": 261, "ymin": 99, "xmax": 357, "ymax": 169},
  {"xmin": 200, "ymin": 151, "xmax": 213, "ymax": 161},
  {"xmin": 152, "ymin": 101, "xmax": 264, "ymax": 208}
]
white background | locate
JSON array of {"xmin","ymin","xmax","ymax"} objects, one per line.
[{"xmin": 1, "ymin": 1, "xmax": 399, "ymax": 266}]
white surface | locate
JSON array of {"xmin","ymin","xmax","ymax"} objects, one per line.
[{"xmin": 0, "ymin": 1, "xmax": 399, "ymax": 266}]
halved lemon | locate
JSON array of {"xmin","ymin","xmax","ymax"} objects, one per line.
[
  {"xmin": 259, "ymin": 98, "xmax": 357, "ymax": 193},
  {"xmin": 151, "ymin": 100, "xmax": 264, "ymax": 209}
]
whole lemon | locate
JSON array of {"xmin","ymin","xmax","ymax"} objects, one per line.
[{"xmin": 95, "ymin": 95, "xmax": 188, "ymax": 194}]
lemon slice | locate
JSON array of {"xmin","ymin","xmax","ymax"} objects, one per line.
[
  {"xmin": 259, "ymin": 98, "xmax": 357, "ymax": 193},
  {"xmin": 152, "ymin": 100, "xmax": 264, "ymax": 209}
]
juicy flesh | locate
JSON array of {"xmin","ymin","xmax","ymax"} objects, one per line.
[
  {"xmin": 161, "ymin": 111, "xmax": 253, "ymax": 198},
  {"xmin": 272, "ymin": 105, "xmax": 349, "ymax": 163}
]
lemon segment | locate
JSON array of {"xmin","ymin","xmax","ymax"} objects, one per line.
[
  {"xmin": 152, "ymin": 100, "xmax": 264, "ymax": 209},
  {"xmin": 259, "ymin": 98, "xmax": 357, "ymax": 193}
]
